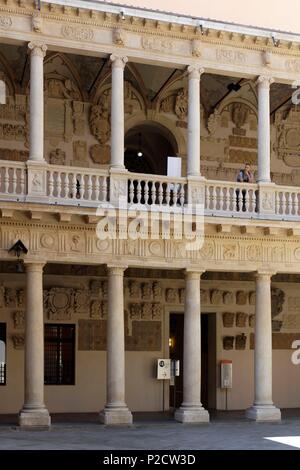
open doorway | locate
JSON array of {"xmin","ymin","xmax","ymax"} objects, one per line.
[
  {"xmin": 169, "ymin": 313, "xmax": 217, "ymax": 410},
  {"xmin": 124, "ymin": 122, "xmax": 178, "ymax": 175}
]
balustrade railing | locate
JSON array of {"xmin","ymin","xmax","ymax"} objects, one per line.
[
  {"xmin": 205, "ymin": 181, "xmax": 259, "ymax": 217},
  {"xmin": 47, "ymin": 165, "xmax": 109, "ymax": 207},
  {"xmin": 0, "ymin": 161, "xmax": 26, "ymax": 201},
  {"xmin": 127, "ymin": 173, "xmax": 187, "ymax": 208},
  {"xmin": 2, "ymin": 159, "xmax": 300, "ymax": 221}
]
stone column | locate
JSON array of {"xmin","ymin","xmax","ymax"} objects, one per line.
[
  {"xmin": 99, "ymin": 266, "xmax": 132, "ymax": 425},
  {"xmin": 246, "ymin": 272, "xmax": 281, "ymax": 421},
  {"xmin": 28, "ymin": 42, "xmax": 47, "ymax": 163},
  {"xmin": 26, "ymin": 42, "xmax": 48, "ymax": 203},
  {"xmin": 257, "ymin": 76, "xmax": 274, "ymax": 183},
  {"xmin": 187, "ymin": 66, "xmax": 204, "ymax": 177},
  {"xmin": 175, "ymin": 270, "xmax": 209, "ymax": 423},
  {"xmin": 19, "ymin": 262, "xmax": 50, "ymax": 428},
  {"xmin": 110, "ymin": 55, "xmax": 128, "ymax": 170}
]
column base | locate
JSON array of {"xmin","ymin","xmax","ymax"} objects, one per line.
[
  {"xmin": 99, "ymin": 406, "xmax": 133, "ymax": 425},
  {"xmin": 19, "ymin": 407, "xmax": 51, "ymax": 428},
  {"xmin": 245, "ymin": 405, "xmax": 281, "ymax": 422},
  {"xmin": 175, "ymin": 406, "xmax": 209, "ymax": 423}
]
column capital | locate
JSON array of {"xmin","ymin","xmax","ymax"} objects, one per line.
[
  {"xmin": 28, "ymin": 42, "xmax": 47, "ymax": 58},
  {"xmin": 256, "ymin": 75, "xmax": 274, "ymax": 88},
  {"xmin": 110, "ymin": 54, "xmax": 128, "ymax": 69},
  {"xmin": 107, "ymin": 264, "xmax": 127, "ymax": 275},
  {"xmin": 185, "ymin": 269, "xmax": 205, "ymax": 280},
  {"xmin": 187, "ymin": 65, "xmax": 205, "ymax": 80},
  {"xmin": 24, "ymin": 261, "xmax": 45, "ymax": 272},
  {"xmin": 255, "ymin": 270, "xmax": 276, "ymax": 280}
]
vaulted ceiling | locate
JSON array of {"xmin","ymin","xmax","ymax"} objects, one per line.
[{"xmin": 0, "ymin": 43, "xmax": 294, "ymax": 117}]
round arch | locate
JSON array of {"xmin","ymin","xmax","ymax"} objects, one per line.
[{"xmin": 124, "ymin": 120, "xmax": 180, "ymax": 175}]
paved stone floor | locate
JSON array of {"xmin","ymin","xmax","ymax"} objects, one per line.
[{"xmin": 0, "ymin": 411, "xmax": 300, "ymax": 450}]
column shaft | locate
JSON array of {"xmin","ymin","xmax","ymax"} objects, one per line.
[
  {"xmin": 99, "ymin": 266, "xmax": 132, "ymax": 425},
  {"xmin": 246, "ymin": 272, "xmax": 281, "ymax": 421},
  {"xmin": 187, "ymin": 66, "xmax": 204, "ymax": 177},
  {"xmin": 257, "ymin": 76, "xmax": 273, "ymax": 183},
  {"xmin": 28, "ymin": 42, "xmax": 47, "ymax": 162},
  {"xmin": 175, "ymin": 271, "xmax": 209, "ymax": 423},
  {"xmin": 110, "ymin": 55, "xmax": 127, "ymax": 169},
  {"xmin": 19, "ymin": 262, "xmax": 50, "ymax": 428}
]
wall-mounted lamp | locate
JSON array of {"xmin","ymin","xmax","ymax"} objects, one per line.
[
  {"xmin": 120, "ymin": 10, "xmax": 126, "ymax": 21},
  {"xmin": 8, "ymin": 240, "xmax": 28, "ymax": 272}
]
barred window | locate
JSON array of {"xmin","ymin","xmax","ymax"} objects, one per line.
[
  {"xmin": 0, "ymin": 323, "xmax": 6, "ymax": 385},
  {"xmin": 44, "ymin": 324, "xmax": 75, "ymax": 385}
]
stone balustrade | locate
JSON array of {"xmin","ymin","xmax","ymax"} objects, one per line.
[{"xmin": 2, "ymin": 159, "xmax": 300, "ymax": 220}]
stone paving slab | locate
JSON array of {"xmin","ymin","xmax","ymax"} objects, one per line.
[{"xmin": 0, "ymin": 417, "xmax": 300, "ymax": 450}]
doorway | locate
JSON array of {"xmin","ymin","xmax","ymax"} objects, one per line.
[{"xmin": 169, "ymin": 313, "xmax": 216, "ymax": 410}]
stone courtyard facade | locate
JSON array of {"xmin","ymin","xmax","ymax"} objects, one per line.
[{"xmin": 0, "ymin": 0, "xmax": 300, "ymax": 427}]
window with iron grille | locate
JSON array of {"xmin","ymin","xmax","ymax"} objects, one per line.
[
  {"xmin": 44, "ymin": 324, "xmax": 75, "ymax": 385},
  {"xmin": 0, "ymin": 323, "xmax": 6, "ymax": 385}
]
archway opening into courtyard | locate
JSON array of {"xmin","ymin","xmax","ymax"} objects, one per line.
[{"xmin": 124, "ymin": 122, "xmax": 178, "ymax": 175}]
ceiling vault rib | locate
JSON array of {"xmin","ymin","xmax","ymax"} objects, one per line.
[
  {"xmin": 88, "ymin": 58, "xmax": 107, "ymax": 94},
  {"xmin": 210, "ymin": 78, "xmax": 244, "ymax": 112},
  {"xmin": 150, "ymin": 69, "xmax": 178, "ymax": 103}
]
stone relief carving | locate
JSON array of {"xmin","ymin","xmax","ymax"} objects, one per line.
[
  {"xmin": 211, "ymin": 290, "xmax": 223, "ymax": 305},
  {"xmin": 191, "ymin": 39, "xmax": 202, "ymax": 57},
  {"xmin": 249, "ymin": 291, "xmax": 256, "ymax": 305},
  {"xmin": 89, "ymin": 144, "xmax": 110, "ymax": 164},
  {"xmin": 236, "ymin": 291, "xmax": 247, "ymax": 305},
  {"xmin": 73, "ymin": 140, "xmax": 87, "ymax": 163},
  {"xmin": 153, "ymin": 282, "xmax": 162, "ymax": 300},
  {"xmin": 235, "ymin": 333, "xmax": 247, "ymax": 350},
  {"xmin": 89, "ymin": 101, "xmax": 110, "ymax": 145},
  {"xmin": 61, "ymin": 25, "xmax": 94, "ymax": 41},
  {"xmin": 11, "ymin": 334, "xmax": 24, "ymax": 350},
  {"xmin": 12, "ymin": 311, "xmax": 25, "ymax": 329},
  {"xmin": 200, "ymin": 290, "xmax": 210, "ymax": 304},
  {"xmin": 271, "ymin": 288, "xmax": 285, "ymax": 331},
  {"xmin": 231, "ymin": 102, "xmax": 249, "ymax": 136},
  {"xmin": 141, "ymin": 36, "xmax": 173, "ymax": 53},
  {"xmin": 216, "ymin": 49, "xmax": 246, "ymax": 64},
  {"xmin": 223, "ymin": 336, "xmax": 234, "ymax": 350},
  {"xmin": 223, "ymin": 291, "xmax": 234, "ymax": 305},
  {"xmin": 274, "ymin": 106, "xmax": 300, "ymax": 166},
  {"xmin": 175, "ymin": 88, "xmax": 188, "ymax": 121},
  {"xmin": 249, "ymin": 315, "xmax": 255, "ymax": 328},
  {"xmin": 49, "ymin": 148, "xmax": 66, "ymax": 165},
  {"xmin": 113, "ymin": 28, "xmax": 126, "ymax": 46},
  {"xmin": 165, "ymin": 288, "xmax": 178, "ymax": 303},
  {"xmin": 223, "ymin": 312, "xmax": 235, "ymax": 327},
  {"xmin": 43, "ymin": 287, "xmax": 75, "ymax": 320},
  {"xmin": 0, "ymin": 16, "xmax": 12, "ymax": 30},
  {"xmin": 0, "ymin": 285, "xmax": 5, "ymax": 308},
  {"xmin": 141, "ymin": 283, "xmax": 152, "ymax": 300},
  {"xmin": 73, "ymin": 101, "xmax": 85, "ymax": 136},
  {"xmin": 128, "ymin": 281, "xmax": 140, "ymax": 299},
  {"xmin": 152, "ymin": 304, "xmax": 162, "ymax": 319},
  {"xmin": 236, "ymin": 312, "xmax": 247, "ymax": 327},
  {"xmin": 179, "ymin": 288, "xmax": 185, "ymax": 304},
  {"xmin": 141, "ymin": 303, "xmax": 152, "ymax": 319},
  {"xmin": 32, "ymin": 10, "xmax": 42, "ymax": 33},
  {"xmin": 207, "ymin": 110, "xmax": 221, "ymax": 135}
]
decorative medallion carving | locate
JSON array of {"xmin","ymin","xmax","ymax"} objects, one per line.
[
  {"xmin": 236, "ymin": 312, "xmax": 247, "ymax": 327},
  {"xmin": 11, "ymin": 334, "xmax": 24, "ymax": 350},
  {"xmin": 223, "ymin": 312, "xmax": 235, "ymax": 327},
  {"xmin": 223, "ymin": 336, "xmax": 234, "ymax": 350},
  {"xmin": 61, "ymin": 25, "xmax": 94, "ymax": 41},
  {"xmin": 12, "ymin": 311, "xmax": 25, "ymax": 329},
  {"xmin": 235, "ymin": 333, "xmax": 247, "ymax": 350}
]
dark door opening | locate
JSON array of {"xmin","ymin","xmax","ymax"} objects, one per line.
[{"xmin": 169, "ymin": 313, "xmax": 216, "ymax": 410}]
